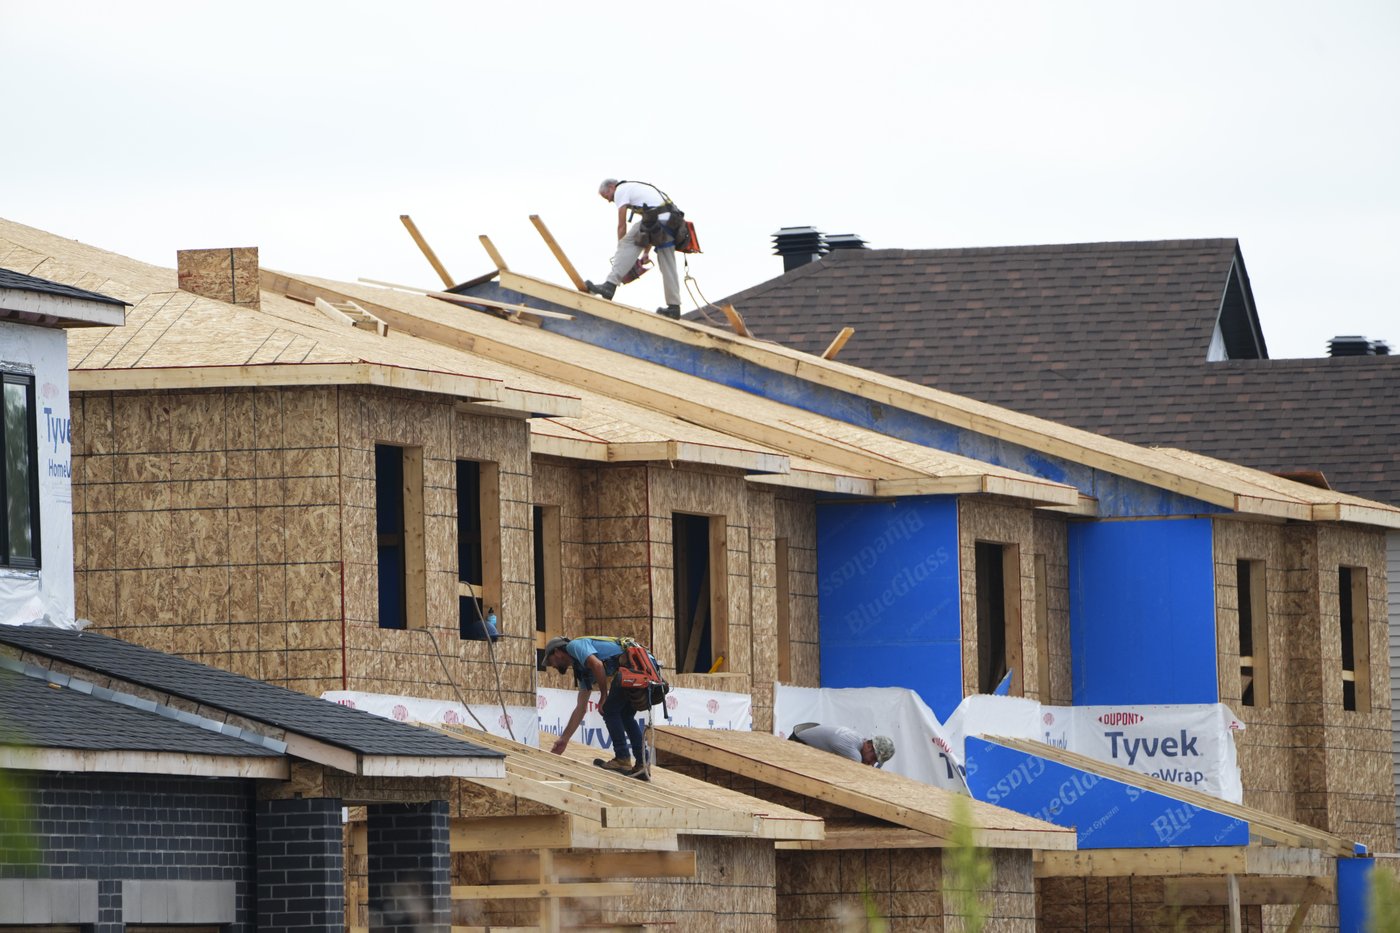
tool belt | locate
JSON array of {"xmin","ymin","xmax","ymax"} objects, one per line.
[{"xmin": 638, "ymin": 202, "xmax": 690, "ymax": 250}]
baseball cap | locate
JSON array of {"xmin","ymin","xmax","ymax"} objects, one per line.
[{"xmin": 872, "ymin": 735, "xmax": 895, "ymax": 768}]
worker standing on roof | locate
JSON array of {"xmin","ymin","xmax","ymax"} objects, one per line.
[
  {"xmin": 541, "ymin": 635, "xmax": 649, "ymax": 780},
  {"xmin": 585, "ymin": 178, "xmax": 690, "ymax": 320},
  {"xmin": 789, "ymin": 722, "xmax": 895, "ymax": 768}
]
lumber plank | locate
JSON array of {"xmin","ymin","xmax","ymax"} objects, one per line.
[
  {"xmin": 821, "ymin": 327, "xmax": 855, "ymax": 360},
  {"xmin": 1037, "ymin": 847, "xmax": 1249, "ymax": 878},
  {"xmin": 452, "ymin": 814, "xmax": 574, "ymax": 852},
  {"xmin": 719, "ymin": 303, "xmax": 751, "ymax": 337},
  {"xmin": 529, "ymin": 214, "xmax": 587, "ymax": 291},
  {"xmin": 1284, "ymin": 881, "xmax": 1324, "ymax": 933},
  {"xmin": 1164, "ymin": 874, "xmax": 1333, "ymax": 906},
  {"xmin": 356, "ymin": 279, "xmax": 574, "ymax": 321},
  {"xmin": 479, "ymin": 234, "xmax": 509, "ymax": 271},
  {"xmin": 983, "ymin": 736, "xmax": 1355, "ymax": 856},
  {"xmin": 654, "ymin": 726, "xmax": 1073, "ymax": 850},
  {"xmin": 399, "ymin": 214, "xmax": 455, "ymax": 288},
  {"xmin": 491, "ymin": 850, "xmax": 697, "ymax": 882},
  {"xmin": 452, "ymin": 880, "xmax": 635, "ymax": 900}
]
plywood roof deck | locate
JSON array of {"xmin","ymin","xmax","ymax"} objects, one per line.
[
  {"xmin": 498, "ymin": 268, "xmax": 1400, "ymax": 529},
  {"xmin": 432, "ymin": 724, "xmax": 822, "ymax": 843},
  {"xmin": 654, "ymin": 726, "xmax": 1075, "ymax": 851},
  {"xmin": 267, "ymin": 271, "xmax": 1084, "ymax": 508}
]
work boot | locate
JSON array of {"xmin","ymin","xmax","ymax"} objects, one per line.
[
  {"xmin": 585, "ymin": 280, "xmax": 616, "ymax": 300},
  {"xmin": 597, "ymin": 756, "xmax": 633, "ymax": 773},
  {"xmin": 626, "ymin": 761, "xmax": 651, "ymax": 782},
  {"xmin": 657, "ymin": 305, "xmax": 681, "ymax": 319}
]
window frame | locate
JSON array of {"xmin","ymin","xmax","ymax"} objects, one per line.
[{"xmin": 1, "ymin": 371, "xmax": 41, "ymax": 570}]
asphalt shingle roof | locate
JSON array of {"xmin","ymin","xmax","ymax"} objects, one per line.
[
  {"xmin": 0, "ymin": 667, "xmax": 281, "ymax": 757},
  {"xmin": 0, "ymin": 628, "xmax": 499, "ymax": 760},
  {"xmin": 0, "ymin": 267, "xmax": 127, "ymax": 306},
  {"xmin": 718, "ymin": 239, "xmax": 1400, "ymax": 507}
]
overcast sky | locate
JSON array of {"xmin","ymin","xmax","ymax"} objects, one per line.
[{"xmin": 3, "ymin": 1, "xmax": 1396, "ymax": 359}]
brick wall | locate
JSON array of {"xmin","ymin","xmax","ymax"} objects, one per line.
[
  {"xmin": 255, "ymin": 796, "xmax": 344, "ymax": 932},
  {"xmin": 0, "ymin": 773, "xmax": 256, "ymax": 932},
  {"xmin": 367, "ymin": 801, "xmax": 450, "ymax": 933}
]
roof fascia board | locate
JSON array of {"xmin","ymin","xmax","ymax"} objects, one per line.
[
  {"xmin": 0, "ymin": 288, "xmax": 127, "ymax": 327},
  {"xmin": 0, "ymin": 746, "xmax": 288, "ymax": 779},
  {"xmin": 746, "ymin": 470, "xmax": 876, "ymax": 496},
  {"xmin": 496, "ymin": 271, "xmax": 1307, "ymax": 520},
  {"xmin": 359, "ymin": 754, "xmax": 506, "ymax": 779}
]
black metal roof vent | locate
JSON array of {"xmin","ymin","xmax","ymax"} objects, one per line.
[
  {"xmin": 1328, "ymin": 335, "xmax": 1374, "ymax": 357},
  {"xmin": 824, "ymin": 234, "xmax": 868, "ymax": 252},
  {"xmin": 1371, "ymin": 339, "xmax": 1391, "ymax": 356},
  {"xmin": 772, "ymin": 226, "xmax": 826, "ymax": 272}
]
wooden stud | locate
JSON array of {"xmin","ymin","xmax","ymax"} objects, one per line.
[
  {"xmin": 821, "ymin": 327, "xmax": 855, "ymax": 360},
  {"xmin": 491, "ymin": 850, "xmax": 697, "ymax": 883},
  {"xmin": 528, "ymin": 215, "xmax": 587, "ymax": 292},
  {"xmin": 1284, "ymin": 881, "xmax": 1325, "ymax": 932},
  {"xmin": 775, "ymin": 537, "xmax": 791, "ymax": 683},
  {"xmin": 399, "ymin": 215, "xmax": 455, "ymax": 288},
  {"xmin": 401, "ymin": 445, "xmax": 427, "ymax": 630},
  {"xmin": 478, "ymin": 234, "xmax": 509, "ymax": 273},
  {"xmin": 1227, "ymin": 872, "xmax": 1241, "ymax": 933},
  {"xmin": 451, "ymin": 880, "xmax": 635, "ymax": 900}
]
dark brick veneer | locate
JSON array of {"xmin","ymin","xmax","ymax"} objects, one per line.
[
  {"xmin": 255, "ymin": 796, "xmax": 345, "ymax": 932},
  {"xmin": 0, "ymin": 772, "xmax": 256, "ymax": 932},
  {"xmin": 368, "ymin": 801, "xmax": 450, "ymax": 933}
]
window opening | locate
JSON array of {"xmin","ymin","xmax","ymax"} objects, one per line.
[
  {"xmin": 1034, "ymin": 554, "xmax": 1050, "ymax": 701},
  {"xmin": 457, "ymin": 459, "xmax": 500, "ymax": 640},
  {"xmin": 776, "ymin": 537, "xmax": 791, "ymax": 683},
  {"xmin": 975, "ymin": 541, "xmax": 1022, "ymax": 695},
  {"xmin": 1236, "ymin": 559, "xmax": 1270, "ymax": 707},
  {"xmin": 673, "ymin": 512, "xmax": 726, "ymax": 673},
  {"xmin": 533, "ymin": 504, "xmax": 562, "ymax": 650},
  {"xmin": 375, "ymin": 444, "xmax": 425, "ymax": 629},
  {"xmin": 1339, "ymin": 566, "xmax": 1370, "ymax": 712}
]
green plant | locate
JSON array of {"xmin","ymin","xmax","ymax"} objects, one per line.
[{"xmin": 944, "ymin": 795, "xmax": 993, "ymax": 933}]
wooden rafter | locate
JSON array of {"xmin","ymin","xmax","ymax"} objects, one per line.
[
  {"xmin": 529, "ymin": 214, "xmax": 587, "ymax": 292},
  {"xmin": 719, "ymin": 304, "xmax": 751, "ymax": 338},
  {"xmin": 821, "ymin": 327, "xmax": 855, "ymax": 360},
  {"xmin": 399, "ymin": 214, "xmax": 455, "ymax": 288}
]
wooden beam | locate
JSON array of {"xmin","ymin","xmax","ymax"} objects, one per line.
[
  {"xmin": 1164, "ymin": 875, "xmax": 1333, "ymax": 906},
  {"xmin": 400, "ymin": 214, "xmax": 455, "ymax": 288},
  {"xmin": 529, "ymin": 214, "xmax": 587, "ymax": 291},
  {"xmin": 452, "ymin": 881, "xmax": 635, "ymax": 901},
  {"xmin": 357, "ymin": 279, "xmax": 573, "ymax": 320},
  {"xmin": 1227, "ymin": 873, "xmax": 1241, "ymax": 933},
  {"xmin": 477, "ymin": 234, "xmax": 509, "ymax": 273},
  {"xmin": 821, "ymin": 327, "xmax": 855, "ymax": 360},
  {"xmin": 0, "ymin": 747, "xmax": 287, "ymax": 779},
  {"xmin": 719, "ymin": 304, "xmax": 751, "ymax": 338},
  {"xmin": 490, "ymin": 850, "xmax": 697, "ymax": 882},
  {"xmin": 452, "ymin": 814, "xmax": 574, "ymax": 852},
  {"xmin": 1036, "ymin": 847, "xmax": 1330, "ymax": 879},
  {"xmin": 1284, "ymin": 881, "xmax": 1324, "ymax": 932}
]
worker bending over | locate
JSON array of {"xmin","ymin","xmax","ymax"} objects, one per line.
[
  {"xmin": 541, "ymin": 635, "xmax": 649, "ymax": 780},
  {"xmin": 790, "ymin": 722, "xmax": 895, "ymax": 768},
  {"xmin": 585, "ymin": 178, "xmax": 688, "ymax": 319}
]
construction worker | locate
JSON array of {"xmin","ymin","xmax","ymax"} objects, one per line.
[
  {"xmin": 541, "ymin": 635, "xmax": 649, "ymax": 780},
  {"xmin": 789, "ymin": 722, "xmax": 895, "ymax": 768},
  {"xmin": 585, "ymin": 178, "xmax": 687, "ymax": 319}
]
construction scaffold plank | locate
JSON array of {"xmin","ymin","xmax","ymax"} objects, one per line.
[
  {"xmin": 654, "ymin": 726, "xmax": 1074, "ymax": 851},
  {"xmin": 985, "ymin": 735, "xmax": 1356, "ymax": 856}
]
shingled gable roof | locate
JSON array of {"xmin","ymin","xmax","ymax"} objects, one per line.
[
  {"xmin": 0, "ymin": 667, "xmax": 285, "ymax": 779},
  {"xmin": 0, "ymin": 627, "xmax": 502, "ymax": 776},
  {"xmin": 716, "ymin": 238, "xmax": 1400, "ymax": 506}
]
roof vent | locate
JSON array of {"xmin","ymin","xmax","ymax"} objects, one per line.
[
  {"xmin": 1372, "ymin": 339, "xmax": 1391, "ymax": 356},
  {"xmin": 1328, "ymin": 335, "xmax": 1380, "ymax": 357},
  {"xmin": 824, "ymin": 234, "xmax": 868, "ymax": 252},
  {"xmin": 772, "ymin": 227, "xmax": 826, "ymax": 272}
]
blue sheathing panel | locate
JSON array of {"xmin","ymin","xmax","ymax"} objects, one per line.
[
  {"xmin": 1068, "ymin": 519, "xmax": 1219, "ymax": 705},
  {"xmin": 964, "ymin": 737, "xmax": 1249, "ymax": 849},
  {"xmin": 1336, "ymin": 857, "xmax": 1373, "ymax": 933},
  {"xmin": 466, "ymin": 285, "xmax": 1227, "ymax": 519},
  {"xmin": 816, "ymin": 498, "xmax": 962, "ymax": 719}
]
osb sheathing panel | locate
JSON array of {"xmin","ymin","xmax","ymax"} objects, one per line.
[
  {"xmin": 1032, "ymin": 515, "xmax": 1072, "ymax": 705},
  {"xmin": 776, "ymin": 493, "xmax": 821, "ymax": 690},
  {"xmin": 176, "ymin": 246, "xmax": 260, "ymax": 309},
  {"xmin": 647, "ymin": 464, "xmax": 752, "ymax": 683},
  {"xmin": 957, "ymin": 498, "xmax": 1037, "ymax": 701},
  {"xmin": 533, "ymin": 461, "xmax": 593, "ymax": 636},
  {"xmin": 470, "ymin": 835, "xmax": 776, "ymax": 933},
  {"xmin": 748, "ymin": 487, "xmax": 778, "ymax": 732},
  {"xmin": 71, "ymin": 386, "xmax": 345, "ymax": 695},
  {"xmin": 1038, "ymin": 877, "xmax": 1268, "ymax": 933},
  {"xmin": 1213, "ymin": 518, "xmax": 1395, "ymax": 856},
  {"xmin": 776, "ymin": 836, "xmax": 1031, "ymax": 931},
  {"xmin": 341, "ymin": 388, "xmax": 538, "ymax": 707}
]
